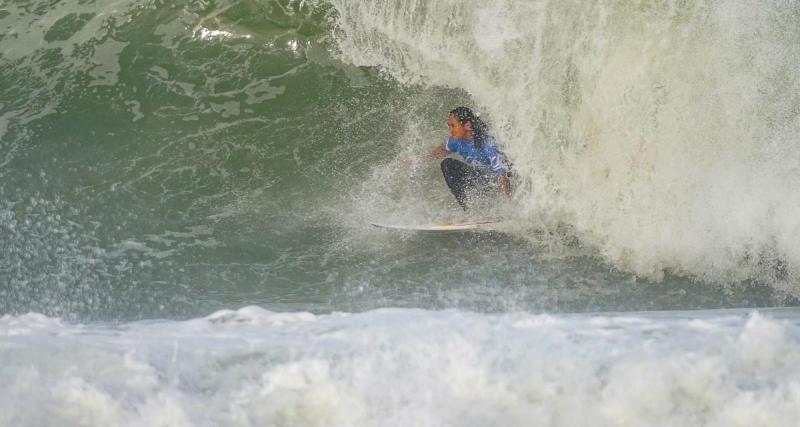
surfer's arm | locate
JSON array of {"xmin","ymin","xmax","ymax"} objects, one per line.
[
  {"xmin": 403, "ymin": 145, "xmax": 448, "ymax": 165},
  {"xmin": 498, "ymin": 173, "xmax": 511, "ymax": 195},
  {"xmin": 425, "ymin": 144, "xmax": 448, "ymax": 160}
]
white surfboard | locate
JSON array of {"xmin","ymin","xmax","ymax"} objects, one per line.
[{"xmin": 370, "ymin": 218, "xmax": 503, "ymax": 231}]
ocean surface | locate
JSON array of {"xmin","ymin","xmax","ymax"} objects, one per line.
[{"xmin": 2, "ymin": 0, "xmax": 800, "ymax": 425}]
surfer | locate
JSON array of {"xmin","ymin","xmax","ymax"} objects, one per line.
[{"xmin": 424, "ymin": 107, "xmax": 512, "ymax": 210}]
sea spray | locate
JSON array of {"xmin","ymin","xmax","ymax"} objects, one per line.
[{"xmin": 326, "ymin": 0, "xmax": 800, "ymax": 287}]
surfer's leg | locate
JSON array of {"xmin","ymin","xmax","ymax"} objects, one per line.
[{"xmin": 440, "ymin": 158, "xmax": 481, "ymax": 210}]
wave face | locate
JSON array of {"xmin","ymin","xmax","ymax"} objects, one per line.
[
  {"xmin": 325, "ymin": 0, "xmax": 800, "ymax": 286},
  {"xmin": 1, "ymin": 0, "xmax": 380, "ymax": 319}
]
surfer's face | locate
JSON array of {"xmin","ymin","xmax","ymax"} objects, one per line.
[{"xmin": 447, "ymin": 114, "xmax": 471, "ymax": 139}]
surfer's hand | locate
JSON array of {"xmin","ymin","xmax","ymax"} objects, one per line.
[
  {"xmin": 499, "ymin": 173, "xmax": 511, "ymax": 196},
  {"xmin": 426, "ymin": 145, "xmax": 448, "ymax": 160}
]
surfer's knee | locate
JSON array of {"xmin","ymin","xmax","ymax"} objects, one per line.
[{"xmin": 440, "ymin": 157, "xmax": 457, "ymax": 173}]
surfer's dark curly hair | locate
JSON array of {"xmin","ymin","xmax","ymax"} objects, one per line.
[{"xmin": 449, "ymin": 106, "xmax": 491, "ymax": 148}]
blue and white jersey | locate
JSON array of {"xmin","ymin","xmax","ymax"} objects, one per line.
[{"xmin": 445, "ymin": 136, "xmax": 510, "ymax": 176}]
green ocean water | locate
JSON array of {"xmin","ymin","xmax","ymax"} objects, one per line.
[{"xmin": 2, "ymin": 0, "xmax": 799, "ymax": 322}]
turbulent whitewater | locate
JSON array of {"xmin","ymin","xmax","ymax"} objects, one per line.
[
  {"xmin": 327, "ymin": 0, "xmax": 800, "ymax": 286},
  {"xmin": 3, "ymin": 307, "xmax": 800, "ymax": 427}
]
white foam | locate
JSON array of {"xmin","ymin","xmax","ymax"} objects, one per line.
[
  {"xmin": 203, "ymin": 305, "xmax": 318, "ymax": 326},
  {"xmin": 2, "ymin": 308, "xmax": 800, "ymax": 426},
  {"xmin": 0, "ymin": 312, "xmax": 63, "ymax": 336}
]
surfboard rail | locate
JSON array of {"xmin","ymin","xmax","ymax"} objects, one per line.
[{"xmin": 370, "ymin": 218, "xmax": 503, "ymax": 231}]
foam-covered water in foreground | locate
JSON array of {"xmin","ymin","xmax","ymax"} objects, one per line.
[{"xmin": 2, "ymin": 307, "xmax": 800, "ymax": 426}]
